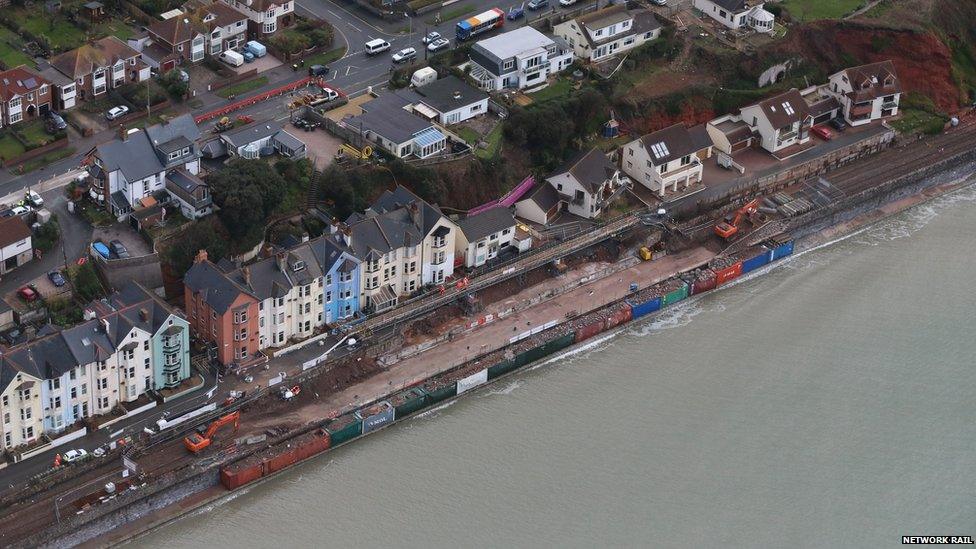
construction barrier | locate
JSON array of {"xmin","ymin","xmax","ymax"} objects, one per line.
[{"xmin": 194, "ymin": 77, "xmax": 345, "ymax": 124}]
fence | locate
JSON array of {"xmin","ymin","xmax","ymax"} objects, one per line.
[
  {"xmin": 194, "ymin": 76, "xmax": 333, "ymax": 124},
  {"xmin": 208, "ymin": 69, "xmax": 259, "ymax": 92},
  {"xmin": 2, "ymin": 136, "xmax": 70, "ymax": 168}
]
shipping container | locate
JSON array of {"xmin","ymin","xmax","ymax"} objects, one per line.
[
  {"xmin": 514, "ymin": 332, "xmax": 575, "ymax": 368},
  {"xmin": 770, "ymin": 240, "xmax": 795, "ymax": 260},
  {"xmin": 686, "ymin": 269, "xmax": 717, "ymax": 295},
  {"xmin": 457, "ymin": 369, "xmax": 488, "ymax": 394},
  {"xmin": 356, "ymin": 401, "xmax": 394, "ymax": 434},
  {"xmin": 266, "ymin": 448, "xmax": 299, "ymax": 474},
  {"xmin": 220, "ymin": 460, "xmax": 264, "ymax": 490},
  {"xmin": 713, "ymin": 261, "xmax": 743, "ymax": 286},
  {"xmin": 663, "ymin": 281, "xmax": 689, "ymax": 306},
  {"xmin": 325, "ymin": 414, "xmax": 363, "ymax": 446},
  {"xmin": 423, "ymin": 380, "xmax": 458, "ymax": 404},
  {"xmin": 627, "ymin": 296, "xmax": 662, "ymax": 320},
  {"xmin": 293, "ymin": 428, "xmax": 331, "ymax": 461},
  {"xmin": 389, "ymin": 387, "xmax": 429, "ymax": 419},
  {"xmin": 740, "ymin": 246, "xmax": 773, "ymax": 274},
  {"xmin": 604, "ymin": 303, "xmax": 633, "ymax": 330},
  {"xmin": 574, "ymin": 320, "xmax": 605, "ymax": 343},
  {"xmin": 487, "ymin": 358, "xmax": 518, "ymax": 380}
]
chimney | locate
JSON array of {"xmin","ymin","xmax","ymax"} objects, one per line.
[
  {"xmin": 242, "ymin": 265, "xmax": 251, "ymax": 287},
  {"xmin": 83, "ymin": 309, "xmax": 97, "ymax": 321},
  {"xmin": 139, "ymin": 308, "xmax": 149, "ymax": 322},
  {"xmin": 301, "ymin": 232, "xmax": 310, "ymax": 243},
  {"xmin": 100, "ymin": 318, "xmax": 110, "ymax": 333},
  {"xmin": 194, "ymin": 249, "xmax": 208, "ymax": 264},
  {"xmin": 119, "ymin": 124, "xmax": 127, "ymax": 141},
  {"xmin": 453, "ymin": 91, "xmax": 461, "ymax": 100},
  {"xmin": 276, "ymin": 252, "xmax": 287, "ymax": 272}
]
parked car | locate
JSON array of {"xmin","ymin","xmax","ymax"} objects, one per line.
[
  {"xmin": 421, "ymin": 31, "xmax": 441, "ymax": 44},
  {"xmin": 308, "ymin": 64, "xmax": 330, "ymax": 77},
  {"xmin": 650, "ymin": 0, "xmax": 668, "ymax": 5},
  {"xmin": 829, "ymin": 117, "xmax": 847, "ymax": 131},
  {"xmin": 47, "ymin": 111, "xmax": 67, "ymax": 131},
  {"xmin": 811, "ymin": 125, "xmax": 833, "ymax": 140},
  {"xmin": 527, "ymin": 0, "xmax": 548, "ymax": 10},
  {"xmin": 93, "ymin": 241, "xmax": 111, "ymax": 259},
  {"xmin": 25, "ymin": 190, "xmax": 43, "ymax": 208},
  {"xmin": 10, "ymin": 205, "xmax": 30, "ymax": 216},
  {"xmin": 17, "ymin": 285, "xmax": 38, "ymax": 302},
  {"xmin": 559, "ymin": 0, "xmax": 576, "ymax": 5},
  {"xmin": 243, "ymin": 50, "xmax": 255, "ymax": 63},
  {"xmin": 110, "ymin": 239, "xmax": 130, "ymax": 259},
  {"xmin": 48, "ymin": 270, "xmax": 66, "ymax": 287},
  {"xmin": 0, "ymin": 209, "xmax": 13, "ymax": 218},
  {"xmin": 392, "ymin": 47, "xmax": 417, "ymax": 64},
  {"xmin": 105, "ymin": 105, "xmax": 129, "ymax": 120},
  {"xmin": 507, "ymin": 6, "xmax": 524, "ymax": 19},
  {"xmin": 427, "ymin": 38, "xmax": 450, "ymax": 53},
  {"xmin": 62, "ymin": 449, "xmax": 88, "ymax": 463}
]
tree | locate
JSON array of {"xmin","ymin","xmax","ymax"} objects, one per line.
[
  {"xmin": 70, "ymin": 263, "xmax": 104, "ymax": 303},
  {"xmin": 208, "ymin": 159, "xmax": 286, "ymax": 248},
  {"xmin": 162, "ymin": 218, "xmax": 230, "ymax": 274}
]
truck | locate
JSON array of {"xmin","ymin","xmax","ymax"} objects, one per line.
[
  {"xmin": 410, "ymin": 67, "xmax": 437, "ymax": 88},
  {"xmin": 245, "ymin": 41, "xmax": 267, "ymax": 58},
  {"xmin": 219, "ymin": 49, "xmax": 244, "ymax": 67}
]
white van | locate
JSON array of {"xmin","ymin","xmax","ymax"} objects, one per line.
[
  {"xmin": 364, "ymin": 38, "xmax": 390, "ymax": 56},
  {"xmin": 220, "ymin": 50, "xmax": 244, "ymax": 67}
]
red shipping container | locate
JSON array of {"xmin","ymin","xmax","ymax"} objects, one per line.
[
  {"xmin": 574, "ymin": 321, "xmax": 606, "ymax": 343},
  {"xmin": 295, "ymin": 429, "xmax": 331, "ymax": 461},
  {"xmin": 713, "ymin": 261, "xmax": 743, "ymax": 286},
  {"xmin": 690, "ymin": 271, "xmax": 717, "ymax": 295},
  {"xmin": 266, "ymin": 448, "xmax": 300, "ymax": 474},
  {"xmin": 604, "ymin": 305, "xmax": 633, "ymax": 330},
  {"xmin": 220, "ymin": 461, "xmax": 264, "ymax": 490}
]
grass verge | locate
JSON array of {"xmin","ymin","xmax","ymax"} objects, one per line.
[{"xmin": 216, "ymin": 76, "xmax": 270, "ymax": 99}]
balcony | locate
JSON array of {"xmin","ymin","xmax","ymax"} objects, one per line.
[
  {"xmin": 163, "ymin": 337, "xmax": 182, "ymax": 351},
  {"xmin": 881, "ymin": 100, "xmax": 898, "ymax": 110}
]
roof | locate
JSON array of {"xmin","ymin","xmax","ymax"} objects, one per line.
[
  {"xmin": 708, "ymin": 0, "xmax": 753, "ymax": 13},
  {"xmin": 343, "ymin": 186, "xmax": 449, "ymax": 260},
  {"xmin": 473, "ymin": 26, "xmax": 554, "ymax": 62},
  {"xmin": 272, "ymin": 128, "xmax": 305, "ymax": 152},
  {"xmin": 184, "ymin": 260, "xmax": 253, "ymax": 313},
  {"xmin": 523, "ymin": 180, "xmax": 560, "ymax": 212},
  {"xmin": 148, "ymin": 16, "xmax": 203, "ymax": 47},
  {"xmin": 96, "ymin": 131, "xmax": 164, "ymax": 182},
  {"xmin": 808, "ymin": 96, "xmax": 841, "ymax": 118},
  {"xmin": 51, "ymin": 36, "xmax": 139, "ymax": 79},
  {"xmin": 183, "ymin": 0, "xmax": 248, "ymax": 29},
  {"xmin": 751, "ymin": 88, "xmax": 811, "ymax": 129},
  {"xmin": 577, "ymin": 4, "xmax": 632, "ymax": 29},
  {"xmin": 144, "ymin": 113, "xmax": 201, "ymax": 151},
  {"xmin": 550, "ymin": 148, "xmax": 617, "ymax": 194},
  {"xmin": 346, "ymin": 93, "xmax": 432, "ymax": 144},
  {"xmin": 637, "ymin": 123, "xmax": 712, "ymax": 166},
  {"xmin": 414, "ymin": 75, "xmax": 489, "ymax": 114},
  {"xmin": 221, "ymin": 121, "xmax": 282, "ymax": 148},
  {"xmin": 458, "ymin": 208, "xmax": 516, "ymax": 242},
  {"xmin": 200, "ymin": 138, "xmax": 227, "ymax": 158},
  {"xmin": 36, "ymin": 63, "xmax": 72, "ymax": 87},
  {"xmin": 0, "ymin": 216, "xmax": 31, "ymax": 249},
  {"xmin": 573, "ymin": 7, "xmax": 660, "ymax": 49},
  {"xmin": 167, "ymin": 168, "xmax": 207, "ymax": 194},
  {"xmin": 0, "ymin": 66, "xmax": 49, "ymax": 101},
  {"xmin": 840, "ymin": 60, "xmax": 901, "ymax": 102}
]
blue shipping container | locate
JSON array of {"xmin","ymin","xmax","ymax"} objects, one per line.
[
  {"xmin": 627, "ymin": 296, "xmax": 662, "ymax": 320},
  {"xmin": 741, "ymin": 248, "xmax": 773, "ymax": 274},
  {"xmin": 771, "ymin": 240, "xmax": 795, "ymax": 261}
]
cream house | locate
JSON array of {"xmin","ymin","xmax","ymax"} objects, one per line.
[
  {"xmin": 545, "ymin": 148, "xmax": 628, "ymax": 219},
  {"xmin": 554, "ymin": 5, "xmax": 661, "ymax": 63},
  {"xmin": 824, "ymin": 60, "xmax": 901, "ymax": 126},
  {"xmin": 621, "ymin": 124, "xmax": 713, "ymax": 197}
]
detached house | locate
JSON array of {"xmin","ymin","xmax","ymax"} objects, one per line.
[
  {"xmin": 734, "ymin": 88, "xmax": 812, "ymax": 155},
  {"xmin": 412, "ymin": 76, "xmax": 490, "ymax": 126},
  {"xmin": 693, "ymin": 0, "xmax": 775, "ymax": 33},
  {"xmin": 545, "ymin": 148, "xmax": 627, "ymax": 219},
  {"xmin": 457, "ymin": 207, "xmax": 519, "ymax": 268},
  {"xmin": 50, "ymin": 36, "xmax": 149, "ymax": 103},
  {"xmin": 622, "ymin": 124, "xmax": 713, "ymax": 197},
  {"xmin": 0, "ymin": 66, "xmax": 51, "ymax": 127},
  {"xmin": 0, "ymin": 216, "xmax": 33, "ymax": 275},
  {"xmin": 344, "ymin": 93, "xmax": 447, "ymax": 160},
  {"xmin": 825, "ymin": 60, "xmax": 901, "ymax": 126},
  {"xmin": 469, "ymin": 26, "xmax": 574, "ymax": 91},
  {"xmin": 221, "ymin": 0, "xmax": 293, "ymax": 37},
  {"xmin": 554, "ymin": 5, "xmax": 661, "ymax": 63}
]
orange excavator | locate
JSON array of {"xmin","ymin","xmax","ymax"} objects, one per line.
[
  {"xmin": 714, "ymin": 198, "xmax": 761, "ymax": 240},
  {"xmin": 184, "ymin": 411, "xmax": 240, "ymax": 453}
]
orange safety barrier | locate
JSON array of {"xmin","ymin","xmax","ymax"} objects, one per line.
[{"xmin": 194, "ymin": 77, "xmax": 346, "ymax": 124}]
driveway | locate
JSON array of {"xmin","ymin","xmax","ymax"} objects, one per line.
[{"xmin": 297, "ymin": 127, "xmax": 343, "ymax": 169}]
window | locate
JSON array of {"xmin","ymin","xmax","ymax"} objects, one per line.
[
  {"xmin": 81, "ymin": 384, "xmax": 87, "ymax": 395},
  {"xmin": 263, "ymin": 21, "xmax": 276, "ymax": 34},
  {"xmin": 51, "ymin": 379, "xmax": 60, "ymax": 390},
  {"xmin": 502, "ymin": 228, "xmax": 511, "ymax": 235},
  {"xmin": 144, "ymin": 340, "xmax": 149, "ymax": 351},
  {"xmin": 2, "ymin": 412, "xmax": 7, "ymax": 424},
  {"xmin": 1, "ymin": 395, "xmax": 6, "ymax": 407},
  {"xmin": 20, "ymin": 408, "xmax": 31, "ymax": 421},
  {"xmin": 98, "ymin": 378, "xmax": 108, "ymax": 390},
  {"xmin": 4, "ymin": 432, "xmax": 10, "ymax": 447},
  {"xmin": 22, "ymin": 426, "xmax": 34, "ymax": 440},
  {"xmin": 8, "ymin": 111, "xmax": 21, "ymax": 124},
  {"xmin": 502, "ymin": 59, "xmax": 514, "ymax": 71},
  {"xmin": 51, "ymin": 396, "xmax": 61, "ymax": 409},
  {"xmin": 100, "ymin": 397, "xmax": 109, "ymax": 409},
  {"xmin": 128, "ymin": 367, "xmax": 136, "ymax": 379},
  {"xmin": 680, "ymin": 155, "xmax": 692, "ymax": 166},
  {"xmin": 70, "ymin": 387, "xmax": 77, "ymax": 399}
]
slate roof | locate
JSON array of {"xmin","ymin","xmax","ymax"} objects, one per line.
[
  {"xmin": 0, "ymin": 66, "xmax": 50, "ymax": 102},
  {"xmin": 574, "ymin": 7, "xmax": 660, "ymax": 49},
  {"xmin": 0, "ymin": 216, "xmax": 32, "ymax": 249},
  {"xmin": 638, "ymin": 123, "xmax": 713, "ymax": 166},
  {"xmin": 524, "ymin": 180, "xmax": 560, "ymax": 212},
  {"xmin": 272, "ymin": 129, "xmax": 305, "ymax": 152},
  {"xmin": 840, "ymin": 60, "xmax": 901, "ymax": 102},
  {"xmin": 221, "ymin": 121, "xmax": 282, "ymax": 148},
  {"xmin": 458, "ymin": 207, "xmax": 516, "ymax": 242},
  {"xmin": 550, "ymin": 148, "xmax": 617, "ymax": 194},
  {"xmin": 709, "ymin": 0, "xmax": 753, "ymax": 12},
  {"xmin": 414, "ymin": 75, "xmax": 489, "ymax": 114},
  {"xmin": 184, "ymin": 259, "xmax": 253, "ymax": 314},
  {"xmin": 148, "ymin": 16, "xmax": 203, "ymax": 47},
  {"xmin": 145, "ymin": 113, "xmax": 201, "ymax": 152},
  {"xmin": 167, "ymin": 169, "xmax": 207, "ymax": 194},
  {"xmin": 96, "ymin": 132, "xmax": 164, "ymax": 182},
  {"xmin": 345, "ymin": 93, "xmax": 432, "ymax": 144},
  {"xmin": 51, "ymin": 36, "xmax": 139, "ymax": 80},
  {"xmin": 752, "ymin": 88, "xmax": 810, "ymax": 130},
  {"xmin": 341, "ymin": 186, "xmax": 449, "ymax": 261}
]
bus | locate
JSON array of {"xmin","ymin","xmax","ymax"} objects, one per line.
[{"xmin": 456, "ymin": 8, "xmax": 505, "ymax": 41}]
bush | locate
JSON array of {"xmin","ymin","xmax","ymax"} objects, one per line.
[
  {"xmin": 33, "ymin": 217, "xmax": 60, "ymax": 253},
  {"xmin": 158, "ymin": 70, "xmax": 188, "ymax": 100},
  {"xmin": 162, "ymin": 217, "xmax": 230, "ymax": 274},
  {"xmin": 69, "ymin": 262, "xmax": 104, "ymax": 302},
  {"xmin": 271, "ymin": 31, "xmax": 311, "ymax": 55},
  {"xmin": 208, "ymin": 159, "xmax": 286, "ymax": 250}
]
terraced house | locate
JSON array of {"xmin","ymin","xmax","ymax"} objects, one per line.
[
  {"xmin": 50, "ymin": 36, "xmax": 149, "ymax": 103},
  {"xmin": 0, "ymin": 282, "xmax": 191, "ymax": 452},
  {"xmin": 0, "ymin": 66, "xmax": 51, "ymax": 126}
]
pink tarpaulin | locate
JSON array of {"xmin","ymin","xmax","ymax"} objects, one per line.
[{"xmin": 467, "ymin": 176, "xmax": 535, "ymax": 215}]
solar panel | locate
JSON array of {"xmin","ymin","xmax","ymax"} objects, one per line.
[{"xmin": 23, "ymin": 78, "xmax": 37, "ymax": 89}]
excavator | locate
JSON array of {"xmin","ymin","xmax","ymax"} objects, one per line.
[
  {"xmin": 714, "ymin": 198, "xmax": 761, "ymax": 240},
  {"xmin": 183, "ymin": 411, "xmax": 240, "ymax": 453}
]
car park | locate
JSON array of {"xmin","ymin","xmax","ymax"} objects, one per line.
[
  {"xmin": 110, "ymin": 239, "xmax": 130, "ymax": 259},
  {"xmin": 18, "ymin": 286, "xmax": 38, "ymax": 302},
  {"xmin": 62, "ymin": 449, "xmax": 88, "ymax": 463},
  {"xmin": 106, "ymin": 105, "xmax": 129, "ymax": 120},
  {"xmin": 829, "ymin": 117, "xmax": 847, "ymax": 131},
  {"xmin": 427, "ymin": 38, "xmax": 450, "ymax": 53},
  {"xmin": 48, "ymin": 271, "xmax": 66, "ymax": 287},
  {"xmin": 422, "ymin": 31, "xmax": 441, "ymax": 44},
  {"xmin": 392, "ymin": 47, "xmax": 417, "ymax": 63},
  {"xmin": 811, "ymin": 125, "xmax": 833, "ymax": 140},
  {"xmin": 527, "ymin": 0, "xmax": 548, "ymax": 10}
]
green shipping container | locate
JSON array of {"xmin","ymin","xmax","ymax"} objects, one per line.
[
  {"xmin": 326, "ymin": 415, "xmax": 363, "ymax": 446},
  {"xmin": 487, "ymin": 358, "xmax": 518, "ymax": 380},
  {"xmin": 663, "ymin": 282, "xmax": 689, "ymax": 307},
  {"xmin": 391, "ymin": 387, "xmax": 429, "ymax": 419},
  {"xmin": 424, "ymin": 383, "xmax": 458, "ymax": 404},
  {"xmin": 515, "ymin": 333, "xmax": 576, "ymax": 367}
]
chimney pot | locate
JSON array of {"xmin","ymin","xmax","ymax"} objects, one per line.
[
  {"xmin": 242, "ymin": 265, "xmax": 251, "ymax": 286},
  {"xmin": 139, "ymin": 308, "xmax": 149, "ymax": 321},
  {"xmin": 194, "ymin": 249, "xmax": 208, "ymax": 263}
]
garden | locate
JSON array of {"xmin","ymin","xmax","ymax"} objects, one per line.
[
  {"xmin": 0, "ymin": 0, "xmax": 140, "ymax": 56},
  {"xmin": 0, "ymin": 118, "xmax": 67, "ymax": 164}
]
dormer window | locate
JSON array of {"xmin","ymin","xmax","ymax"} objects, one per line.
[
  {"xmin": 884, "ymin": 75, "xmax": 894, "ymax": 86},
  {"xmin": 291, "ymin": 260, "xmax": 306, "ymax": 272}
]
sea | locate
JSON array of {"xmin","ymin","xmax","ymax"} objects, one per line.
[{"xmin": 135, "ymin": 179, "xmax": 976, "ymax": 548}]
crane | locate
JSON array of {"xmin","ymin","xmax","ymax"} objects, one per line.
[
  {"xmin": 714, "ymin": 198, "xmax": 761, "ymax": 240},
  {"xmin": 183, "ymin": 411, "xmax": 240, "ymax": 453}
]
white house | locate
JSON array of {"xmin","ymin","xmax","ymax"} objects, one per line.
[
  {"xmin": 221, "ymin": 0, "xmax": 293, "ymax": 36},
  {"xmin": 183, "ymin": 0, "xmax": 250, "ymax": 56},
  {"xmin": 737, "ymin": 88, "xmax": 812, "ymax": 154},
  {"xmin": 219, "ymin": 122, "xmax": 307, "ymax": 159},
  {"xmin": 824, "ymin": 60, "xmax": 901, "ymax": 126},
  {"xmin": 412, "ymin": 76, "xmax": 490, "ymax": 126},
  {"xmin": 456, "ymin": 207, "xmax": 519, "ymax": 268},
  {"xmin": 344, "ymin": 93, "xmax": 447, "ymax": 159},
  {"xmin": 554, "ymin": 5, "xmax": 661, "ymax": 63},
  {"xmin": 515, "ymin": 181, "xmax": 562, "ymax": 226},
  {"xmin": 468, "ymin": 26, "xmax": 574, "ymax": 91},
  {"xmin": 545, "ymin": 148, "xmax": 627, "ymax": 219},
  {"xmin": 622, "ymin": 124, "xmax": 713, "ymax": 197},
  {"xmin": 693, "ymin": 0, "xmax": 775, "ymax": 33},
  {"xmin": 0, "ymin": 216, "xmax": 33, "ymax": 275}
]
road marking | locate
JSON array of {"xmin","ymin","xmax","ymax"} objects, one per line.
[{"xmin": 322, "ymin": 0, "xmax": 396, "ymax": 37}]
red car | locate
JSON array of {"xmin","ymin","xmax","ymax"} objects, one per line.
[
  {"xmin": 17, "ymin": 286, "xmax": 38, "ymax": 302},
  {"xmin": 811, "ymin": 125, "xmax": 833, "ymax": 140}
]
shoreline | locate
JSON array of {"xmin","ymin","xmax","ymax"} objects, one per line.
[{"xmin": 85, "ymin": 163, "xmax": 976, "ymax": 549}]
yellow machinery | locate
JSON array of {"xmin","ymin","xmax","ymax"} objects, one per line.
[
  {"xmin": 639, "ymin": 247, "xmax": 653, "ymax": 261},
  {"xmin": 339, "ymin": 143, "xmax": 372, "ymax": 160}
]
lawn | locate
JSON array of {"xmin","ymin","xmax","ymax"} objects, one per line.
[
  {"xmin": 526, "ymin": 78, "xmax": 574, "ymax": 103},
  {"xmin": 19, "ymin": 147, "xmax": 76, "ymax": 174},
  {"xmin": 216, "ymin": 76, "xmax": 270, "ymax": 99},
  {"xmin": 456, "ymin": 126, "xmax": 481, "ymax": 145},
  {"xmin": 0, "ymin": 27, "xmax": 34, "ymax": 69},
  {"xmin": 16, "ymin": 12, "xmax": 87, "ymax": 51},
  {"xmin": 474, "ymin": 124, "xmax": 503, "ymax": 159},
  {"xmin": 17, "ymin": 119, "xmax": 59, "ymax": 148},
  {"xmin": 779, "ymin": 0, "xmax": 864, "ymax": 21},
  {"xmin": 95, "ymin": 20, "xmax": 136, "ymax": 42},
  {"xmin": 301, "ymin": 47, "xmax": 347, "ymax": 68},
  {"xmin": 426, "ymin": 6, "xmax": 476, "ymax": 25},
  {"xmin": 0, "ymin": 133, "xmax": 25, "ymax": 162},
  {"xmin": 889, "ymin": 109, "xmax": 947, "ymax": 135}
]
